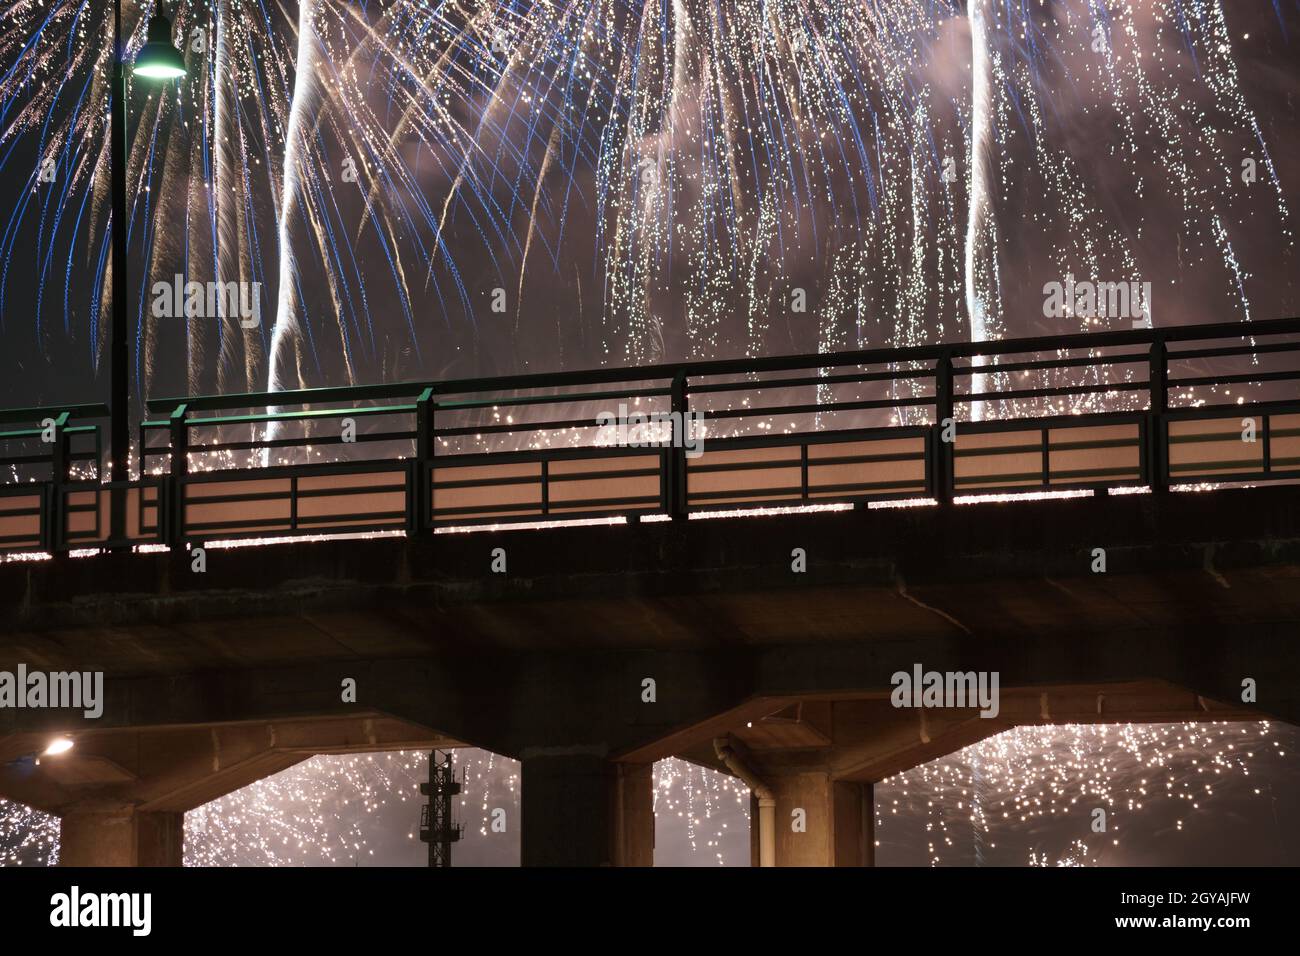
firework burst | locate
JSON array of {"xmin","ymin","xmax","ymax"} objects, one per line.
[
  {"xmin": 1, "ymin": 1, "xmax": 1293, "ymax": 413},
  {"xmin": 877, "ymin": 720, "xmax": 1294, "ymax": 866}
]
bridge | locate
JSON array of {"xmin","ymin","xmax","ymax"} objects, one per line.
[{"xmin": 2, "ymin": 317, "xmax": 1299, "ymax": 865}]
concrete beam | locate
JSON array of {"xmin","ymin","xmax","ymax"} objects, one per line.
[
  {"xmin": 6, "ymin": 487, "xmax": 1300, "ymax": 664},
  {"xmin": 0, "ymin": 714, "xmax": 461, "ymax": 817}
]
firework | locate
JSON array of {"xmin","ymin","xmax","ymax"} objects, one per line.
[
  {"xmin": 4, "ymin": 722, "xmax": 1291, "ymax": 866},
  {"xmin": 877, "ymin": 721, "xmax": 1293, "ymax": 866},
  {"xmin": 1, "ymin": 2, "xmax": 1292, "ymax": 412}
]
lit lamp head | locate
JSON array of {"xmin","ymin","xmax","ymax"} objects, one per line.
[
  {"xmin": 43, "ymin": 737, "xmax": 74, "ymax": 757},
  {"xmin": 34, "ymin": 736, "xmax": 74, "ymax": 764},
  {"xmin": 133, "ymin": 9, "xmax": 186, "ymax": 80}
]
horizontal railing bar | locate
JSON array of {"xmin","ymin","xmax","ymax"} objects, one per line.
[
  {"xmin": 0, "ymin": 403, "xmax": 109, "ymax": 425},
  {"xmin": 179, "ymin": 461, "xmax": 407, "ymax": 484},
  {"xmin": 689, "ymin": 450, "xmax": 926, "ymax": 474},
  {"xmin": 147, "ymin": 383, "xmax": 427, "ymax": 414},
  {"xmin": 183, "ymin": 490, "xmax": 292, "ymax": 506},
  {"xmin": 429, "ymin": 448, "xmax": 664, "ymax": 469},
  {"xmin": 1168, "ymin": 460, "xmax": 1267, "ymax": 473},
  {"xmin": 691, "ymin": 370, "xmax": 931, "ymax": 393},
  {"xmin": 686, "ymin": 458, "xmax": 798, "ymax": 475},
  {"xmin": 1048, "ymin": 437, "xmax": 1139, "ymax": 452},
  {"xmin": 1049, "ymin": 467, "xmax": 1142, "ymax": 480},
  {"xmin": 1168, "ymin": 370, "xmax": 1300, "ymax": 388},
  {"xmin": 187, "ymin": 431, "xmax": 416, "ymax": 455},
  {"xmin": 807, "ymin": 479, "xmax": 929, "ymax": 494},
  {"xmin": 292, "ymin": 511, "xmax": 407, "ymax": 526},
  {"xmin": 958, "ymin": 410, "xmax": 1146, "ymax": 433},
  {"xmin": 546, "ymin": 467, "xmax": 660, "ymax": 482},
  {"xmin": 291, "ymin": 484, "xmax": 406, "ymax": 500},
  {"xmin": 805, "ymin": 451, "xmax": 928, "ymax": 466},
  {"xmin": 701, "ymin": 396, "xmax": 933, "ymax": 420},
  {"xmin": 431, "ymin": 511, "xmax": 634, "ymax": 528},
  {"xmin": 435, "ymin": 416, "xmax": 611, "ymax": 437},
  {"xmin": 430, "ymin": 502, "xmax": 545, "ymax": 517},
  {"xmin": 706, "ymin": 486, "xmax": 924, "ymax": 505},
  {"xmin": 955, "ymin": 472, "xmax": 1045, "ymax": 485},
  {"xmin": 431, "ymin": 466, "xmax": 659, "ymax": 490},
  {"xmin": 1168, "ymin": 431, "xmax": 1257, "ymax": 443},
  {"xmin": 687, "ymin": 425, "xmax": 930, "ymax": 450},
  {"xmin": 431, "ymin": 494, "xmax": 657, "ymax": 517},
  {"xmin": 63, "ymin": 479, "xmax": 161, "ymax": 490},
  {"xmin": 0, "ymin": 485, "xmax": 47, "ymax": 497},
  {"xmin": 1164, "ymin": 400, "xmax": 1300, "ymax": 418},
  {"xmin": 183, "ymin": 484, "xmax": 406, "ymax": 508},
  {"xmin": 182, "ymin": 515, "xmax": 401, "ymax": 534},
  {"xmin": 0, "ymin": 425, "xmax": 98, "ymax": 440},
  {"xmin": 185, "ymin": 404, "xmax": 418, "ymax": 428},
  {"xmin": 957, "ymin": 381, "xmax": 1149, "ymax": 403},
  {"xmin": 146, "ymin": 317, "xmax": 1300, "ymax": 416},
  {"xmin": 435, "ymin": 386, "xmax": 670, "ymax": 411},
  {"xmin": 956, "ymin": 438, "xmax": 1139, "ymax": 456},
  {"xmin": 1168, "ymin": 341, "xmax": 1300, "ymax": 361},
  {"xmin": 687, "ymin": 487, "xmax": 801, "ymax": 503},
  {"xmin": 539, "ymin": 494, "xmax": 660, "ymax": 511},
  {"xmin": 951, "ymin": 353, "xmax": 1149, "ymax": 376},
  {"xmin": 955, "ymin": 442, "xmax": 1040, "ymax": 458}
]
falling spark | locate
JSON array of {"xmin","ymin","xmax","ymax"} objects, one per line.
[
  {"xmin": 0, "ymin": 1, "xmax": 1291, "ymax": 405},
  {"xmin": 877, "ymin": 721, "xmax": 1288, "ymax": 867}
]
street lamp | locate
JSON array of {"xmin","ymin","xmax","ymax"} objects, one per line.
[
  {"xmin": 134, "ymin": 11, "xmax": 188, "ymax": 79},
  {"xmin": 110, "ymin": 4, "xmax": 185, "ymax": 536}
]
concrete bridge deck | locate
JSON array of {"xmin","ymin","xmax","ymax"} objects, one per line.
[{"xmin": 2, "ymin": 481, "xmax": 1297, "ymax": 865}]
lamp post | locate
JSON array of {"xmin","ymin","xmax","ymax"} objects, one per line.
[{"xmin": 109, "ymin": 3, "xmax": 184, "ymax": 535}]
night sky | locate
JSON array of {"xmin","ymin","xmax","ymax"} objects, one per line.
[
  {"xmin": 1, "ymin": 2, "xmax": 1298, "ymax": 413},
  {"xmin": 2, "ymin": 3, "xmax": 1299, "ymax": 866}
]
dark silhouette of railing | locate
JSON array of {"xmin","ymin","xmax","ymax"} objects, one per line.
[{"xmin": 3, "ymin": 317, "xmax": 1299, "ymax": 554}]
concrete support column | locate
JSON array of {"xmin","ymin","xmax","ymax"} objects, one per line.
[
  {"xmin": 753, "ymin": 772, "xmax": 874, "ymax": 867},
  {"xmin": 833, "ymin": 780, "xmax": 875, "ymax": 867},
  {"xmin": 58, "ymin": 810, "xmax": 183, "ymax": 867},
  {"xmin": 521, "ymin": 754, "xmax": 653, "ymax": 866}
]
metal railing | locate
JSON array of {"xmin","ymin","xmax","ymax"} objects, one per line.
[{"xmin": 3, "ymin": 317, "xmax": 1299, "ymax": 554}]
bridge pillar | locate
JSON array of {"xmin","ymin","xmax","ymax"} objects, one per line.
[
  {"xmin": 754, "ymin": 772, "xmax": 874, "ymax": 867},
  {"xmin": 59, "ymin": 809, "xmax": 183, "ymax": 867},
  {"xmin": 520, "ymin": 754, "xmax": 653, "ymax": 866}
]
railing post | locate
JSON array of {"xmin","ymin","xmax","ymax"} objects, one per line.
[
  {"xmin": 108, "ymin": 413, "xmax": 126, "ymax": 548},
  {"xmin": 669, "ymin": 370, "xmax": 688, "ymax": 519},
  {"xmin": 47, "ymin": 411, "xmax": 71, "ymax": 552},
  {"xmin": 1147, "ymin": 336, "xmax": 1168, "ymax": 494},
  {"xmin": 167, "ymin": 404, "xmax": 189, "ymax": 547},
  {"xmin": 411, "ymin": 387, "xmax": 434, "ymax": 534},
  {"xmin": 933, "ymin": 352, "xmax": 954, "ymax": 504}
]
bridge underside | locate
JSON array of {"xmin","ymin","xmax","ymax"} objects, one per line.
[{"xmin": 1, "ymin": 485, "xmax": 1298, "ymax": 865}]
